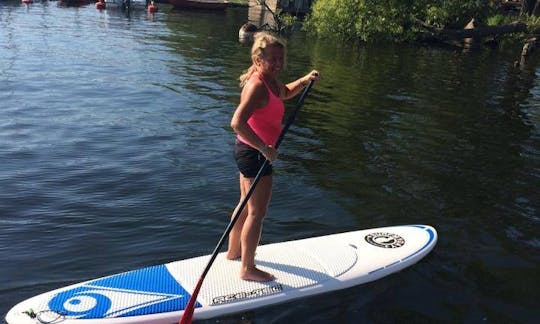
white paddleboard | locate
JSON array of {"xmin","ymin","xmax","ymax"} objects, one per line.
[{"xmin": 5, "ymin": 224, "xmax": 437, "ymax": 324}]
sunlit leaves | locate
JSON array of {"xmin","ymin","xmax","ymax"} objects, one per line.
[{"xmin": 305, "ymin": 0, "xmax": 498, "ymax": 42}]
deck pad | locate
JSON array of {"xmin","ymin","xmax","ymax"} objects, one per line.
[{"xmin": 166, "ymin": 239, "xmax": 358, "ymax": 306}]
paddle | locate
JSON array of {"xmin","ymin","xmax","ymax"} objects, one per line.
[{"xmin": 179, "ymin": 80, "xmax": 315, "ymax": 324}]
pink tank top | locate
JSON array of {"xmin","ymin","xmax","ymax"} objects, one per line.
[{"xmin": 237, "ymin": 72, "xmax": 285, "ymax": 147}]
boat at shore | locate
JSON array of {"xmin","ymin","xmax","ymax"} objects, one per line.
[
  {"xmin": 169, "ymin": 0, "xmax": 229, "ymax": 10},
  {"xmin": 58, "ymin": 0, "xmax": 94, "ymax": 6}
]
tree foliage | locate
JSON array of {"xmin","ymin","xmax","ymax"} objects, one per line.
[{"xmin": 304, "ymin": 0, "xmax": 509, "ymax": 42}]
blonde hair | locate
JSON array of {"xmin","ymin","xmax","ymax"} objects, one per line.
[{"xmin": 239, "ymin": 32, "xmax": 287, "ymax": 87}]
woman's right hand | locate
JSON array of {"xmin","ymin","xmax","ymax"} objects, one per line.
[{"xmin": 260, "ymin": 145, "xmax": 279, "ymax": 162}]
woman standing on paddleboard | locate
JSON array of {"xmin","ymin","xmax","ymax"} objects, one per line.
[{"xmin": 228, "ymin": 32, "xmax": 320, "ymax": 282}]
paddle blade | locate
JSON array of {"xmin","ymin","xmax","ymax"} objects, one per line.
[
  {"xmin": 179, "ymin": 307, "xmax": 194, "ymax": 324},
  {"xmin": 179, "ymin": 277, "xmax": 203, "ymax": 324}
]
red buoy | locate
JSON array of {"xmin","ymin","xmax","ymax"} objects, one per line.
[
  {"xmin": 95, "ymin": 0, "xmax": 106, "ymax": 9},
  {"xmin": 147, "ymin": 1, "xmax": 158, "ymax": 13},
  {"xmin": 21, "ymin": 0, "xmax": 33, "ymax": 4}
]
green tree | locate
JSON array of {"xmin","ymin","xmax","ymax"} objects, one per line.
[{"xmin": 304, "ymin": 0, "xmax": 498, "ymax": 42}]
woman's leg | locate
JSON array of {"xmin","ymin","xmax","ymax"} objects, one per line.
[
  {"xmin": 240, "ymin": 174, "xmax": 274, "ymax": 282},
  {"xmin": 227, "ymin": 174, "xmax": 248, "ymax": 260}
]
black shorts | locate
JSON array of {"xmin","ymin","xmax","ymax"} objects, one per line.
[{"xmin": 234, "ymin": 140, "xmax": 273, "ymax": 178}]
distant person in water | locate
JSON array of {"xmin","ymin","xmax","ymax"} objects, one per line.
[{"xmin": 228, "ymin": 32, "xmax": 320, "ymax": 282}]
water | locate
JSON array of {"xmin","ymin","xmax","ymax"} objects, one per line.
[{"xmin": 1, "ymin": 1, "xmax": 539, "ymax": 323}]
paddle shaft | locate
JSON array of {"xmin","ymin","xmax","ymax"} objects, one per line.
[{"xmin": 179, "ymin": 80, "xmax": 315, "ymax": 324}]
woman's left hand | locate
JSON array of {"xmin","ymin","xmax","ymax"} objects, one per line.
[{"xmin": 303, "ymin": 70, "xmax": 321, "ymax": 84}]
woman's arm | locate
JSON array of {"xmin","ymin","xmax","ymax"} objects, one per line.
[{"xmin": 282, "ymin": 70, "xmax": 320, "ymax": 100}]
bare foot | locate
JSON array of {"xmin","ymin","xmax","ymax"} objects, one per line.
[
  {"xmin": 226, "ymin": 254, "xmax": 240, "ymax": 261},
  {"xmin": 240, "ymin": 266, "xmax": 275, "ymax": 282},
  {"xmin": 226, "ymin": 251, "xmax": 241, "ymax": 260}
]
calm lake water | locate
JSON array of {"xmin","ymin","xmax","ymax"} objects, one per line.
[{"xmin": 1, "ymin": 1, "xmax": 539, "ymax": 323}]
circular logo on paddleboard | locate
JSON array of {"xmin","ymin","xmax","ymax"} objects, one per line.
[{"xmin": 365, "ymin": 232, "xmax": 405, "ymax": 248}]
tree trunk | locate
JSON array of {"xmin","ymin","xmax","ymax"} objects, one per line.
[
  {"xmin": 516, "ymin": 36, "xmax": 538, "ymax": 67},
  {"xmin": 522, "ymin": 0, "xmax": 533, "ymax": 15},
  {"xmin": 521, "ymin": 0, "xmax": 540, "ymax": 15},
  {"xmin": 418, "ymin": 22, "xmax": 527, "ymax": 42},
  {"xmin": 533, "ymin": 1, "xmax": 540, "ymax": 15}
]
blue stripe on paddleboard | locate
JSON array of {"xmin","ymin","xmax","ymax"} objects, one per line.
[
  {"xmin": 401, "ymin": 226, "xmax": 436, "ymax": 262},
  {"xmin": 48, "ymin": 264, "xmax": 201, "ymax": 319},
  {"xmin": 368, "ymin": 226, "xmax": 436, "ymax": 275}
]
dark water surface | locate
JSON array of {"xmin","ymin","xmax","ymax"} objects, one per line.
[{"xmin": 1, "ymin": 1, "xmax": 539, "ymax": 323}]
